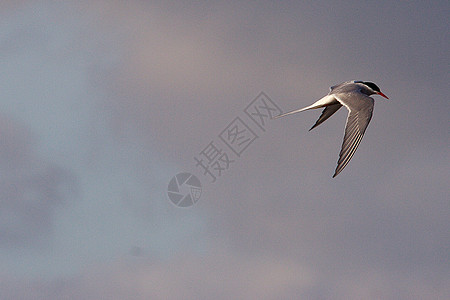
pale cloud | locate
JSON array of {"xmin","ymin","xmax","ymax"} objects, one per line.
[
  {"xmin": 0, "ymin": 248, "xmax": 314, "ymax": 300},
  {"xmin": 0, "ymin": 0, "xmax": 448, "ymax": 299},
  {"xmin": 1, "ymin": 249, "xmax": 449, "ymax": 299},
  {"xmin": 0, "ymin": 114, "xmax": 78, "ymax": 247}
]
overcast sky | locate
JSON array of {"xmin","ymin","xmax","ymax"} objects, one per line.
[{"xmin": 0, "ymin": 1, "xmax": 448, "ymax": 299}]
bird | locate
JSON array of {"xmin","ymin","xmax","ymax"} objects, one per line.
[{"xmin": 274, "ymin": 80, "xmax": 388, "ymax": 177}]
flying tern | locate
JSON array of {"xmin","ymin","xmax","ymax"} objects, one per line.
[{"xmin": 274, "ymin": 80, "xmax": 389, "ymax": 177}]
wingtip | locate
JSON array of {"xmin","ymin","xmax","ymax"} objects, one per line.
[{"xmin": 332, "ymin": 168, "xmax": 340, "ymax": 178}]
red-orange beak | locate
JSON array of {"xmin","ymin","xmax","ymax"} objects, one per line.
[{"xmin": 377, "ymin": 92, "xmax": 389, "ymax": 99}]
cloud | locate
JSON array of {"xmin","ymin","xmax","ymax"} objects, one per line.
[
  {"xmin": 1, "ymin": 247, "xmax": 449, "ymax": 300},
  {"xmin": 0, "ymin": 247, "xmax": 314, "ymax": 300},
  {"xmin": 0, "ymin": 114, "xmax": 78, "ymax": 247},
  {"xmin": 75, "ymin": 2, "xmax": 449, "ymax": 298},
  {"xmin": 0, "ymin": 1, "xmax": 448, "ymax": 299}
]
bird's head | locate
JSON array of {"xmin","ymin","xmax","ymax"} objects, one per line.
[{"xmin": 357, "ymin": 81, "xmax": 389, "ymax": 99}]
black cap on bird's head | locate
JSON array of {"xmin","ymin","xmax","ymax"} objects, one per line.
[
  {"xmin": 362, "ymin": 81, "xmax": 380, "ymax": 92},
  {"xmin": 356, "ymin": 81, "xmax": 389, "ymax": 99}
]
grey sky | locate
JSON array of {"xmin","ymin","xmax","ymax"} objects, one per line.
[{"xmin": 0, "ymin": 1, "xmax": 448, "ymax": 299}]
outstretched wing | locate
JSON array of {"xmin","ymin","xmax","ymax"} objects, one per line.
[
  {"xmin": 309, "ymin": 103, "xmax": 342, "ymax": 131},
  {"xmin": 329, "ymin": 81, "xmax": 354, "ymax": 93},
  {"xmin": 333, "ymin": 94, "xmax": 374, "ymax": 177}
]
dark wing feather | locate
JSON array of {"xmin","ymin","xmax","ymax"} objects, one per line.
[
  {"xmin": 309, "ymin": 103, "xmax": 342, "ymax": 131},
  {"xmin": 333, "ymin": 96, "xmax": 374, "ymax": 177}
]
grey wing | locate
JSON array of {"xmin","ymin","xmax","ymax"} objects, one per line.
[
  {"xmin": 333, "ymin": 96, "xmax": 374, "ymax": 177},
  {"xmin": 309, "ymin": 103, "xmax": 342, "ymax": 131},
  {"xmin": 329, "ymin": 81, "xmax": 354, "ymax": 93},
  {"xmin": 329, "ymin": 83, "xmax": 343, "ymax": 92}
]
